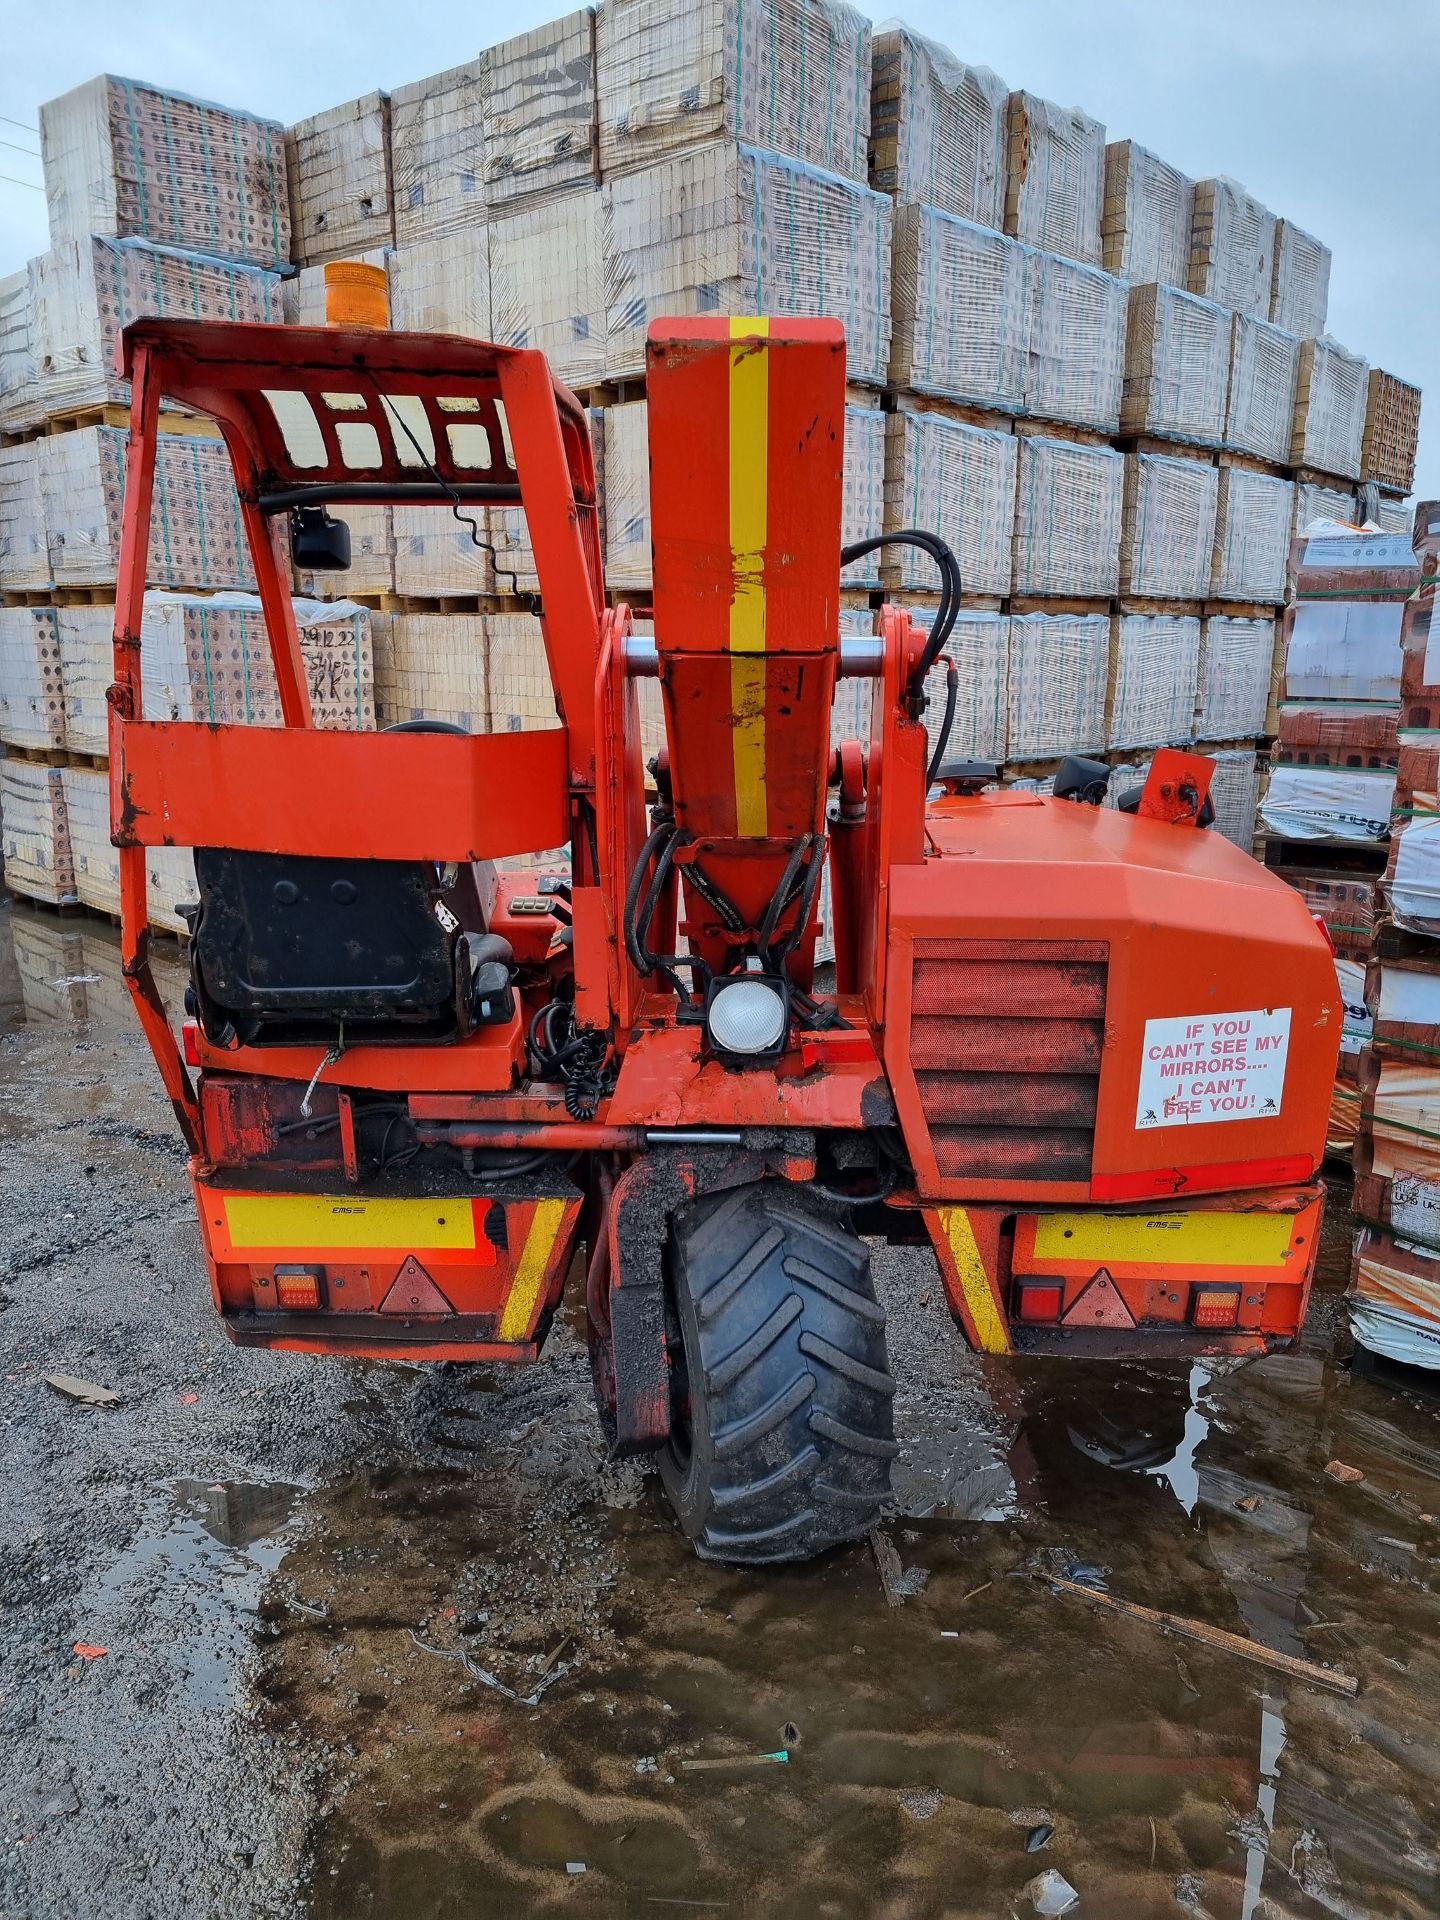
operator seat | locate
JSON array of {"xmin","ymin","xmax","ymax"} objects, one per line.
[{"xmin": 182, "ymin": 722, "xmax": 514, "ymax": 1048}]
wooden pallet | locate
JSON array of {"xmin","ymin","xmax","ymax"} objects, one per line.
[
  {"xmin": 572, "ymin": 375, "xmax": 647, "ymax": 411},
  {"xmin": 1202, "ymin": 599, "xmax": 1281, "ymax": 622},
  {"xmin": 0, "ymin": 742, "xmax": 109, "ymax": 771},
  {"xmin": 1217, "ymin": 446, "xmax": 1289, "ymax": 479},
  {"xmin": 882, "ymin": 389, "xmax": 1019, "ymax": 433},
  {"xmin": 1293, "ymin": 463, "xmax": 1362, "ymax": 492},
  {"xmin": 370, "ymin": 591, "xmax": 516, "ymax": 617},
  {"xmin": 3, "ymin": 887, "xmax": 85, "ymax": 916},
  {"xmin": 1258, "ymin": 833, "xmax": 1388, "ymax": 877},
  {"xmin": 1374, "ymin": 914, "xmax": 1440, "ymax": 964},
  {"xmin": 3, "ymin": 403, "xmax": 222, "ymax": 445},
  {"xmin": 887, "ymin": 397, "xmax": 1118, "ymax": 449},
  {"xmin": 873, "ymin": 583, "xmax": 1006, "ymax": 613},
  {"xmin": 1013, "ymin": 417, "xmax": 1116, "ymax": 450},
  {"xmin": 1115, "ymin": 597, "xmax": 1204, "ymax": 618},
  {"xmin": 1114, "ymin": 433, "xmax": 1221, "ymax": 464},
  {"xmin": 1008, "ymin": 595, "xmax": 1113, "ymax": 617}
]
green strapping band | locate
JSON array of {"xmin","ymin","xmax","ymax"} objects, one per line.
[
  {"xmin": 153, "ymin": 433, "xmax": 176, "ymax": 580},
  {"xmin": 200, "ymin": 605, "xmax": 215, "ymax": 718},
  {"xmin": 734, "ymin": 0, "xmax": 745, "ymax": 126},
  {"xmin": 1365, "ymin": 1031, "xmax": 1440, "ymax": 1061},
  {"xmin": 190, "ymin": 441, "xmax": 209, "ymax": 581},
  {"xmin": 121, "ymin": 81, "xmax": 149, "ymax": 235},
  {"xmin": 767, "ymin": 11, "xmax": 778, "ymax": 153},
  {"xmin": 199, "ymin": 110, "xmax": 218, "ymax": 250},
  {"xmin": 1367, "ymin": 1111, "xmax": 1440, "ymax": 1147},
  {"xmin": 159, "ymin": 94, "xmax": 182, "ymax": 244},
  {"xmin": 265, "ymin": 122, "xmax": 281, "ymax": 267},
  {"xmin": 750, "ymin": 156, "xmax": 764, "ymax": 307}
]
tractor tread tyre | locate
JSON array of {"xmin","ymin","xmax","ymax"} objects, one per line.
[{"xmin": 660, "ymin": 1182, "xmax": 896, "ymax": 1564}]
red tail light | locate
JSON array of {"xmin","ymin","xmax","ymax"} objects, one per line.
[
  {"xmin": 182, "ymin": 1020, "xmax": 201, "ymax": 1067},
  {"xmin": 274, "ymin": 1267, "xmax": 324, "ymax": 1311},
  {"xmin": 1191, "ymin": 1284, "xmax": 1241, "ymax": 1330},
  {"xmin": 1015, "ymin": 1279, "xmax": 1065, "ymax": 1323}
]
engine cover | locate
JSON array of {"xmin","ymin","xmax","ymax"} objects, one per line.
[{"xmin": 884, "ymin": 791, "xmax": 1342, "ymax": 1203}]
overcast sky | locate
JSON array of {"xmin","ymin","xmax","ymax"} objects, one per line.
[{"xmin": 2, "ymin": 1, "xmax": 1435, "ymax": 500}]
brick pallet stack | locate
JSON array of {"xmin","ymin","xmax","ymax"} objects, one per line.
[
  {"xmin": 1, "ymin": 9, "xmax": 1426, "ymax": 915},
  {"xmin": 1346, "ymin": 507, "xmax": 1440, "ymax": 1361},
  {"xmin": 0, "ymin": 74, "xmax": 377, "ymax": 932},
  {"xmin": 1261, "ymin": 524, "xmax": 1422, "ymax": 1154}
]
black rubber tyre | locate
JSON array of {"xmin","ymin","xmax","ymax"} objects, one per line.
[{"xmin": 659, "ymin": 1181, "xmax": 897, "ymax": 1564}]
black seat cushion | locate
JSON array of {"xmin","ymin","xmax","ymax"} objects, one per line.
[{"xmin": 191, "ymin": 847, "xmax": 460, "ymax": 1039}]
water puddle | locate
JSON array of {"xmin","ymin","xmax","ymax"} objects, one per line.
[
  {"xmin": 252, "ymin": 1195, "xmax": 1440, "ymax": 1918},
  {"xmin": 0, "ymin": 897, "xmax": 186, "ymax": 1035},
  {"xmin": 85, "ymin": 1479, "xmax": 302, "ymax": 1712}
]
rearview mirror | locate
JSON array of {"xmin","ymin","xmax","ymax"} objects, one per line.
[{"xmin": 290, "ymin": 506, "xmax": 352, "ymax": 571}]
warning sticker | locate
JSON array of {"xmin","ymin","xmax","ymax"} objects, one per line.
[{"xmin": 1135, "ymin": 1008, "xmax": 1291, "ymax": 1130}]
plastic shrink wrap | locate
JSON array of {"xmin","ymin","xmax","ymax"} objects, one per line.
[
  {"xmin": 1269, "ymin": 218, "xmax": 1330, "ymax": 337},
  {"xmin": 39, "ymin": 75, "xmax": 289, "ymax": 270},
  {"xmin": 1188, "ymin": 177, "xmax": 1275, "ymax": 318},
  {"xmin": 1004, "ymin": 91, "xmax": 1104, "ymax": 265},
  {"xmin": 596, "ymin": 0, "xmax": 871, "ymax": 183},
  {"xmin": 1101, "ymin": 141, "xmax": 1192, "ymax": 287},
  {"xmin": 1007, "ymin": 613, "xmax": 1109, "ymax": 758},
  {"xmin": 1026, "ymin": 250, "xmax": 1125, "ymax": 432},
  {"xmin": 29, "ymin": 237, "xmax": 280, "ymax": 416},
  {"xmin": 1012, "ymin": 436, "xmax": 1123, "ymax": 599},
  {"xmin": 1290, "ymin": 337, "xmax": 1368, "ymax": 480},
  {"xmin": 1225, "ymin": 314, "xmax": 1299, "ymax": 465},
  {"xmin": 883, "ymin": 410, "xmax": 1016, "ymax": 599},
  {"xmin": 1210, "ymin": 469, "xmax": 1294, "ymax": 603},
  {"xmin": 1105, "ymin": 613, "xmax": 1200, "ymax": 749},
  {"xmin": 890, "ymin": 208, "xmax": 1027, "ymax": 409},
  {"xmin": 286, "ymin": 93, "xmax": 394, "ymax": 267},
  {"xmin": 0, "ymin": 608, "xmax": 65, "ymax": 751},
  {"xmin": 39, "ymin": 427, "xmax": 256, "ymax": 591},
  {"xmin": 372, "ymin": 611, "xmax": 489, "ymax": 732},
  {"xmin": 1, "ymin": 763, "xmax": 73, "ymax": 903},
  {"xmin": 869, "ymin": 28, "xmax": 1006, "ymax": 227},
  {"xmin": 603, "ymin": 143, "xmax": 889, "ymax": 384},
  {"xmin": 1120, "ymin": 283, "xmax": 1230, "ymax": 445},
  {"xmin": 1118, "ymin": 452, "xmax": 1218, "ymax": 600},
  {"xmin": 0, "ymin": 443, "xmax": 51, "ymax": 591},
  {"xmin": 1194, "ymin": 615, "xmax": 1275, "ymax": 740},
  {"xmin": 493, "ymin": 187, "xmax": 606, "ymax": 388}
]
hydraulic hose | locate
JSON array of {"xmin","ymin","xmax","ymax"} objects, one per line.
[{"xmin": 839, "ymin": 529, "xmax": 963, "ymax": 697}]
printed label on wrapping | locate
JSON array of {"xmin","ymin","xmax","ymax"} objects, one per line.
[
  {"xmin": 1136, "ymin": 1008, "xmax": 1291, "ymax": 1129},
  {"xmin": 1390, "ymin": 1173, "xmax": 1440, "ymax": 1249}
]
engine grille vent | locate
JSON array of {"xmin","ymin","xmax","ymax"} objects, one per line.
[{"xmin": 910, "ymin": 938, "xmax": 1109, "ymax": 1184}]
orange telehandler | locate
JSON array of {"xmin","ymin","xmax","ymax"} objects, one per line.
[{"xmin": 108, "ymin": 310, "xmax": 1341, "ymax": 1562}]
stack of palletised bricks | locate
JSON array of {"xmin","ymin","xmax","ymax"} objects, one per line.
[
  {"xmin": 592, "ymin": 0, "xmax": 891, "ymax": 682},
  {"xmin": 1350, "ymin": 513, "xmax": 1440, "ymax": 1365},
  {"xmin": 4, "ymin": 9, "xmax": 1433, "ymax": 945},
  {"xmin": 1263, "ymin": 525, "xmax": 1421, "ymax": 1155},
  {"xmin": 0, "ymin": 72, "xmax": 379, "ymax": 933}
]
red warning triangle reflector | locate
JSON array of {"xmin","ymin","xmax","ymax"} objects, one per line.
[
  {"xmin": 378, "ymin": 1256, "xmax": 455, "ymax": 1316},
  {"xmin": 1060, "ymin": 1267, "xmax": 1136, "ymax": 1330}
]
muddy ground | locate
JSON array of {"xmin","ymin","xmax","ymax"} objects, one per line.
[{"xmin": 2, "ymin": 892, "xmax": 1438, "ymax": 1920}]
